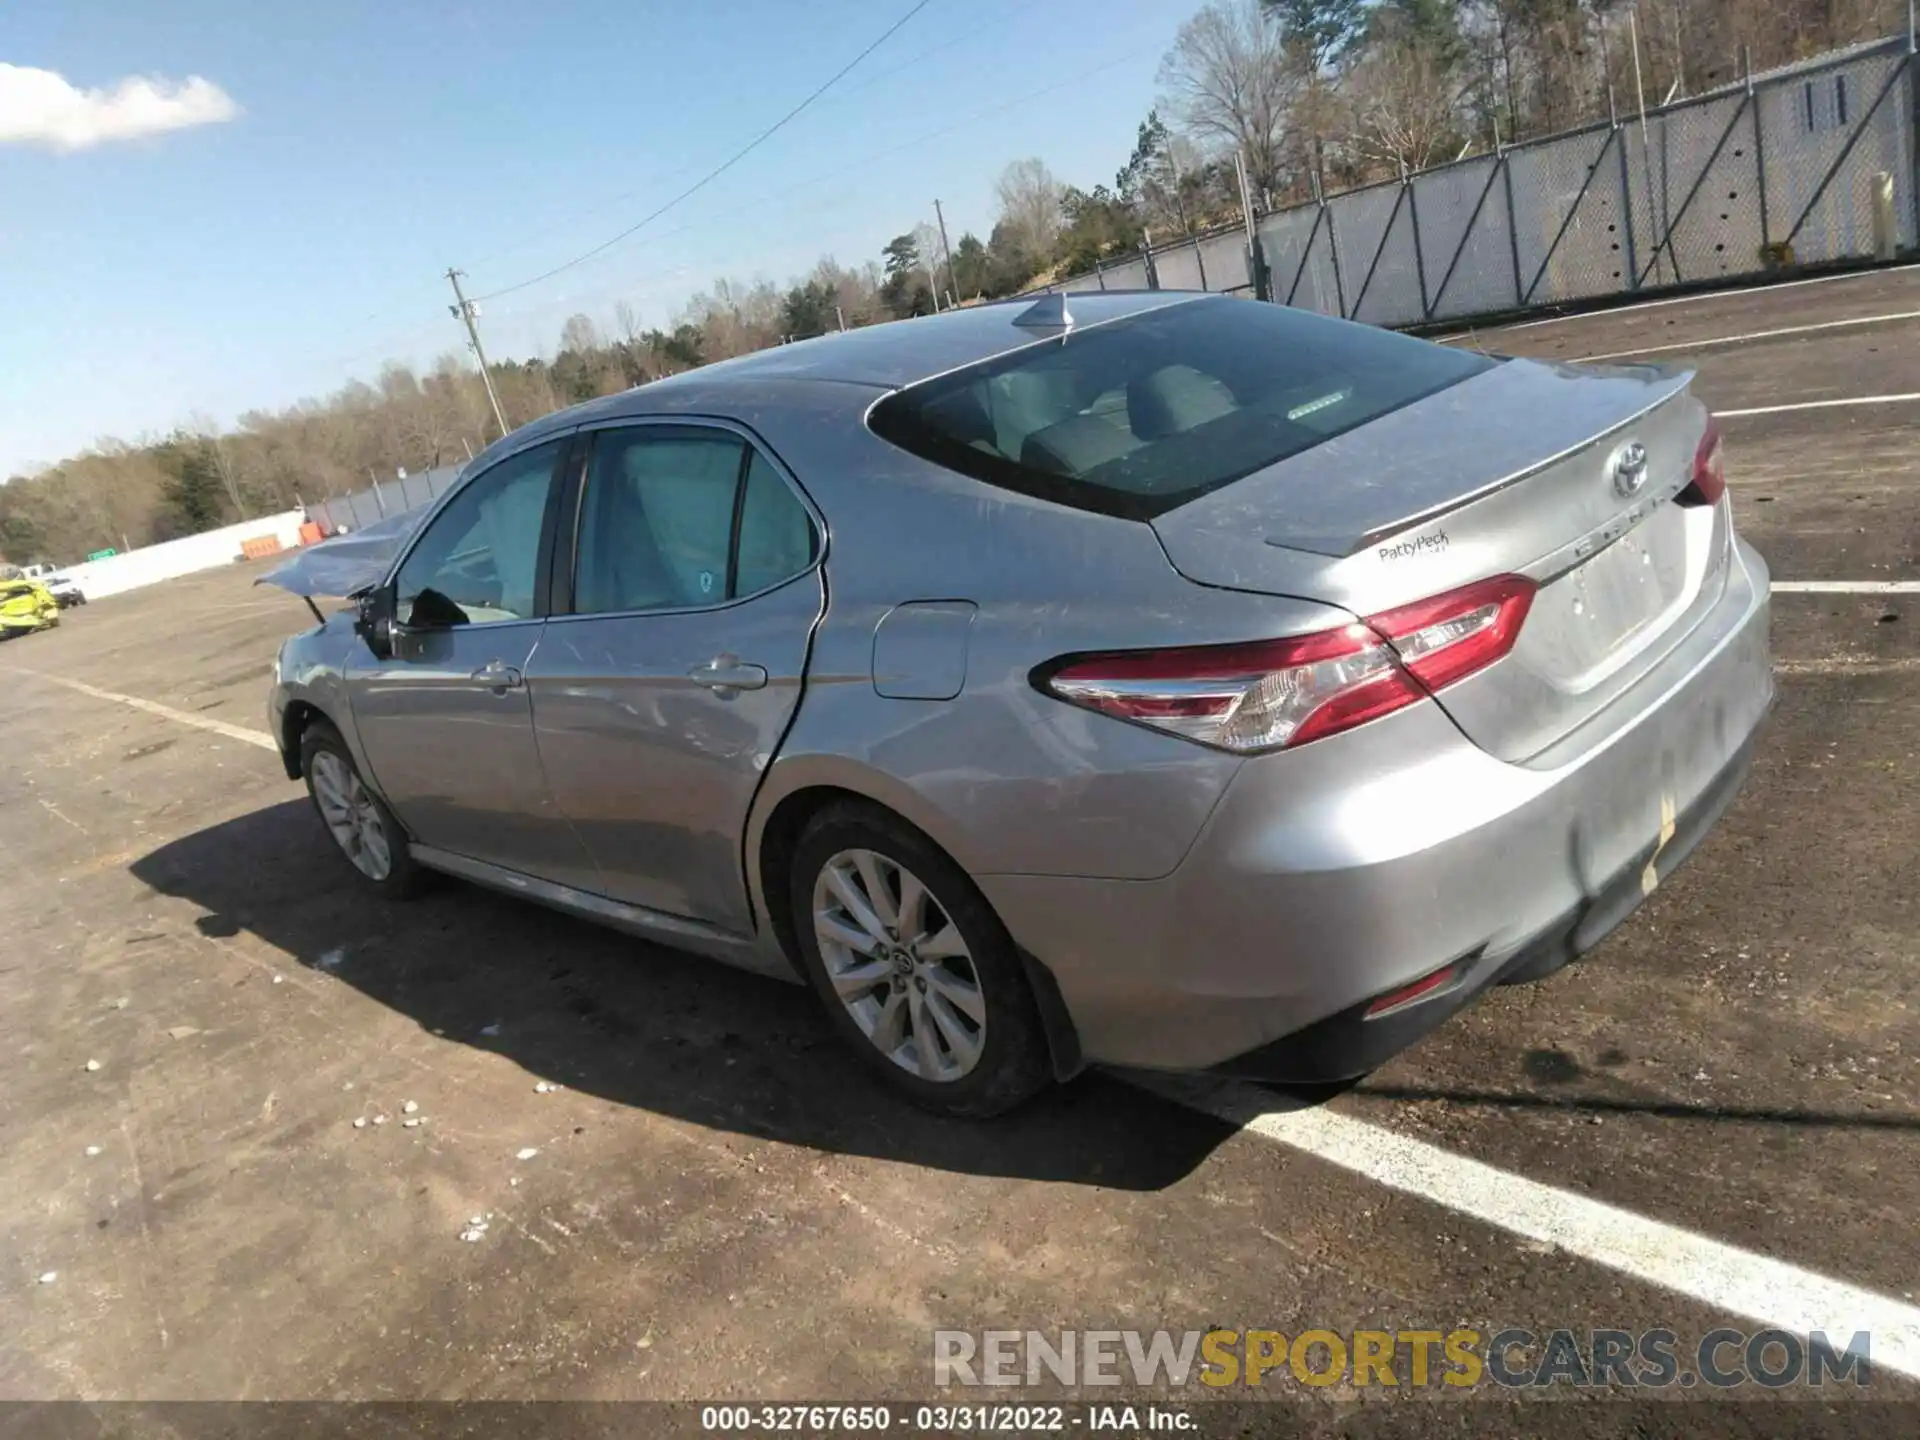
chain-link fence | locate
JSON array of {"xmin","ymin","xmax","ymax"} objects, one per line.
[
  {"xmin": 1032, "ymin": 35, "xmax": 1917, "ymax": 326},
  {"xmin": 309, "ymin": 465, "xmax": 463, "ymax": 535}
]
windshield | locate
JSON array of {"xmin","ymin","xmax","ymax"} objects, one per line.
[{"xmin": 867, "ymin": 298, "xmax": 1496, "ymax": 521}]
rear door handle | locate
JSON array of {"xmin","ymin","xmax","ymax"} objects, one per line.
[
  {"xmin": 689, "ymin": 655, "xmax": 768, "ymax": 692},
  {"xmin": 470, "ymin": 659, "xmax": 524, "ymax": 692}
]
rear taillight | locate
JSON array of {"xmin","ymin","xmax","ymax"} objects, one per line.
[
  {"xmin": 1037, "ymin": 575, "xmax": 1534, "ymax": 753},
  {"xmin": 1366, "ymin": 575, "xmax": 1536, "ymax": 693},
  {"xmin": 1679, "ymin": 416, "xmax": 1725, "ymax": 507},
  {"xmin": 1364, "ymin": 963, "xmax": 1461, "ymax": 1019}
]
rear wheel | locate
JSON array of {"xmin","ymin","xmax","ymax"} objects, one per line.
[
  {"xmin": 789, "ymin": 803, "xmax": 1051, "ymax": 1118},
  {"xmin": 300, "ymin": 720, "xmax": 425, "ymax": 899}
]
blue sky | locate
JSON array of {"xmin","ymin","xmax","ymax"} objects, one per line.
[{"xmin": 0, "ymin": 0, "xmax": 1186, "ymax": 477}]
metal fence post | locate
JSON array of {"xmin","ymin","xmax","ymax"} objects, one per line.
[
  {"xmin": 1407, "ymin": 172, "xmax": 1432, "ymax": 318},
  {"xmin": 1192, "ymin": 235, "xmax": 1209, "ymax": 291},
  {"xmin": 1658, "ymin": 115, "xmax": 1673, "ymax": 285},
  {"xmin": 1908, "ymin": 24, "xmax": 1920, "ymax": 249},
  {"xmin": 1326, "ymin": 206, "xmax": 1349, "ymax": 317},
  {"xmin": 1141, "ymin": 231, "xmax": 1160, "ymax": 290},
  {"xmin": 1747, "ymin": 49, "xmax": 1772, "ymax": 250},
  {"xmin": 1500, "ymin": 149, "xmax": 1525, "ymax": 308},
  {"xmin": 1617, "ymin": 125, "xmax": 1642, "ymax": 290}
]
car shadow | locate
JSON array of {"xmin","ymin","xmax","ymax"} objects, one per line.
[{"xmin": 129, "ymin": 800, "xmax": 1236, "ymax": 1189}]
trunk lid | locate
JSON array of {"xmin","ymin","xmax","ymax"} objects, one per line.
[{"xmin": 1150, "ymin": 357, "xmax": 1732, "ymax": 763}]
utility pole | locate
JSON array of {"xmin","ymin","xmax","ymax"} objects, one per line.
[
  {"xmin": 445, "ymin": 268, "xmax": 510, "ymax": 438},
  {"xmin": 933, "ymin": 199, "xmax": 959, "ymax": 306}
]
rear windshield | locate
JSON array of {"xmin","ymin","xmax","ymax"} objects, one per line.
[{"xmin": 867, "ymin": 297, "xmax": 1496, "ymax": 520}]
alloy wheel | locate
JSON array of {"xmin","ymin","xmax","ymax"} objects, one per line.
[
  {"xmin": 812, "ymin": 847, "xmax": 986, "ymax": 1082},
  {"xmin": 310, "ymin": 751, "xmax": 393, "ymax": 882}
]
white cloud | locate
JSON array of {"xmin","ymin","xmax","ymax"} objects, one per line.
[{"xmin": 0, "ymin": 63, "xmax": 239, "ymax": 151}]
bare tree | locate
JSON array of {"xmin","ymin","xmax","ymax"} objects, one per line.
[
  {"xmin": 993, "ymin": 158, "xmax": 1064, "ymax": 264},
  {"xmin": 612, "ymin": 300, "xmax": 644, "ymax": 347},
  {"xmin": 1344, "ymin": 35, "xmax": 1467, "ymax": 176},
  {"xmin": 910, "ymin": 220, "xmax": 946, "ymax": 302},
  {"xmin": 1157, "ymin": 0, "xmax": 1300, "ymax": 196},
  {"xmin": 186, "ymin": 410, "xmax": 250, "ymax": 516},
  {"xmin": 559, "ymin": 313, "xmax": 602, "ymax": 355}
]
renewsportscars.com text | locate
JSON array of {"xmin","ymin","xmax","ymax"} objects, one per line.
[{"xmin": 933, "ymin": 1327, "xmax": 1872, "ymax": 1391}]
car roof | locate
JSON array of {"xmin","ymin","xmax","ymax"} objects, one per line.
[
  {"xmin": 660, "ymin": 290, "xmax": 1200, "ymax": 389},
  {"xmin": 478, "ymin": 291, "xmax": 1211, "ymax": 462}
]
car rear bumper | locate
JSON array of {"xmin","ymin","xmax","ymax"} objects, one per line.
[
  {"xmin": 1210, "ymin": 723, "xmax": 1759, "ymax": 1081},
  {"xmin": 979, "ymin": 536, "xmax": 1773, "ymax": 1079}
]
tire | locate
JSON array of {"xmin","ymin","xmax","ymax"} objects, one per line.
[
  {"xmin": 299, "ymin": 719, "xmax": 426, "ymax": 899},
  {"xmin": 788, "ymin": 802, "xmax": 1052, "ymax": 1118}
]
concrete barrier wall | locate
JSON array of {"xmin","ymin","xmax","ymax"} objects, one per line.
[{"xmin": 59, "ymin": 511, "xmax": 309, "ymax": 601}]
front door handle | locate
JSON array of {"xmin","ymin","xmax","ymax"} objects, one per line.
[
  {"xmin": 469, "ymin": 658, "xmax": 525, "ymax": 693},
  {"xmin": 688, "ymin": 655, "xmax": 768, "ymax": 693}
]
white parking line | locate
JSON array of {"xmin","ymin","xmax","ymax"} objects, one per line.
[
  {"xmin": 1144, "ymin": 1074, "xmax": 1920, "ymax": 1379},
  {"xmin": 1772, "ymin": 581, "xmax": 1920, "ymax": 593},
  {"xmin": 5, "ymin": 669, "xmax": 279, "ymax": 752},
  {"xmin": 1717, "ymin": 394, "xmax": 1920, "ymax": 418},
  {"xmin": 1441, "ymin": 262, "xmax": 1920, "ymax": 338},
  {"xmin": 1574, "ymin": 309, "xmax": 1920, "ymax": 362}
]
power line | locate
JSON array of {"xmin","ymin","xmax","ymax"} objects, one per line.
[
  {"xmin": 306, "ymin": 37, "xmax": 1150, "ymax": 390},
  {"xmin": 464, "ymin": 0, "xmax": 1033, "ymax": 276},
  {"xmin": 803, "ymin": 0, "xmax": 1028, "ymax": 106},
  {"xmin": 471, "ymin": 0, "xmax": 938, "ymax": 303},
  {"xmin": 473, "ymin": 44, "xmax": 1158, "ymax": 317}
]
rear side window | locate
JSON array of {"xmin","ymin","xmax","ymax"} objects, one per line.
[
  {"xmin": 572, "ymin": 426, "xmax": 819, "ymax": 615},
  {"xmin": 867, "ymin": 298, "xmax": 1496, "ymax": 520}
]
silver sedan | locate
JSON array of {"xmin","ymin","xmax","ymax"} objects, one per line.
[{"xmin": 265, "ymin": 291, "xmax": 1773, "ymax": 1116}]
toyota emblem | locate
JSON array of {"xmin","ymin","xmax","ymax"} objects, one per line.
[{"xmin": 1612, "ymin": 441, "xmax": 1649, "ymax": 497}]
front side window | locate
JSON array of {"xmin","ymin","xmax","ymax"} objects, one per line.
[
  {"xmin": 394, "ymin": 438, "xmax": 564, "ymax": 626},
  {"xmin": 867, "ymin": 297, "xmax": 1496, "ymax": 520},
  {"xmin": 572, "ymin": 427, "xmax": 817, "ymax": 615}
]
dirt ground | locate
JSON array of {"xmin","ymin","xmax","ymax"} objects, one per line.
[{"xmin": 2, "ymin": 267, "xmax": 1916, "ymax": 1431}]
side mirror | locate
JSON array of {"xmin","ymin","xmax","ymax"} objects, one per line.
[{"xmin": 353, "ymin": 586, "xmax": 396, "ymax": 661}]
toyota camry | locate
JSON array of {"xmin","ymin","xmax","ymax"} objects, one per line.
[{"xmin": 263, "ymin": 291, "xmax": 1772, "ymax": 1116}]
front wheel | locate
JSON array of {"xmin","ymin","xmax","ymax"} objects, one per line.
[
  {"xmin": 789, "ymin": 803, "xmax": 1051, "ymax": 1118},
  {"xmin": 300, "ymin": 720, "xmax": 425, "ymax": 899}
]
